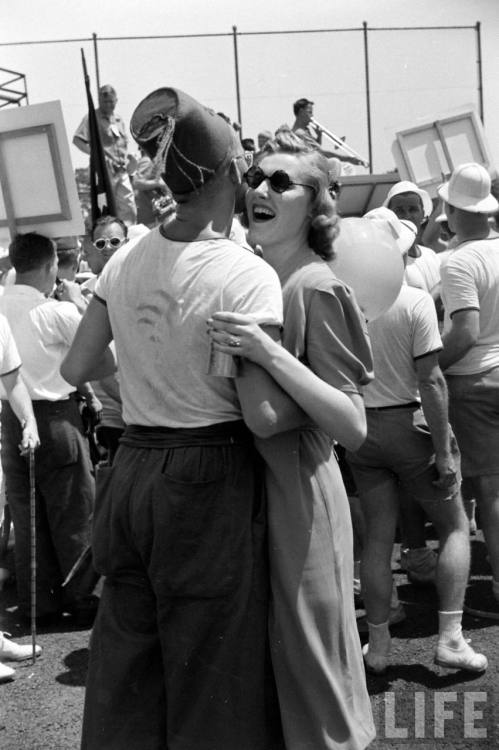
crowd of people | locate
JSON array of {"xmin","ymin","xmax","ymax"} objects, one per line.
[{"xmin": 0, "ymin": 83, "xmax": 498, "ymax": 750}]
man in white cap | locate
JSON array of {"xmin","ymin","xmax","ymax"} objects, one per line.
[
  {"xmin": 346, "ymin": 207, "xmax": 487, "ymax": 675},
  {"xmin": 439, "ymin": 162, "xmax": 499, "ymax": 620},
  {"xmin": 383, "ymin": 180, "xmax": 441, "ymax": 300}
]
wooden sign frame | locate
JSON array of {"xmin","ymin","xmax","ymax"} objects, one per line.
[
  {"xmin": 0, "ymin": 101, "xmax": 84, "ymax": 239},
  {"xmin": 392, "ymin": 109, "xmax": 494, "ymax": 197}
]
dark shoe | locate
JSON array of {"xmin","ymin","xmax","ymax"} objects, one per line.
[
  {"xmin": 19, "ymin": 610, "xmax": 64, "ymax": 628},
  {"xmin": 66, "ymin": 595, "xmax": 100, "ymax": 627},
  {"xmin": 464, "ymin": 583, "xmax": 499, "ymax": 621}
]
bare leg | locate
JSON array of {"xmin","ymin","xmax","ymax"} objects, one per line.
[
  {"xmin": 359, "ymin": 478, "xmax": 399, "ymax": 625},
  {"xmin": 420, "ymin": 490, "xmax": 487, "ymax": 672},
  {"xmin": 422, "ymin": 490, "xmax": 469, "ymax": 610}
]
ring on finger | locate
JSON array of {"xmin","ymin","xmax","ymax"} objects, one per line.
[{"xmin": 228, "ymin": 335, "xmax": 241, "ymax": 348}]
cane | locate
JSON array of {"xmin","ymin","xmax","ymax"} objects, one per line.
[{"xmin": 29, "ymin": 446, "xmax": 37, "ymax": 665}]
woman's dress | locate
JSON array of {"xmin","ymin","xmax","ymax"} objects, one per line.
[{"xmin": 256, "ymin": 256, "xmax": 376, "ymax": 750}]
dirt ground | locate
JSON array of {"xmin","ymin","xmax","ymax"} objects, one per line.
[{"xmin": 1, "ymin": 532, "xmax": 498, "ymax": 750}]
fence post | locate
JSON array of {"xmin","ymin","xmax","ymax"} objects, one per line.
[
  {"xmin": 92, "ymin": 32, "xmax": 101, "ymax": 95},
  {"xmin": 362, "ymin": 21, "xmax": 373, "ymax": 173},
  {"xmin": 475, "ymin": 21, "xmax": 484, "ymax": 124},
  {"xmin": 232, "ymin": 25, "xmax": 243, "ymax": 132}
]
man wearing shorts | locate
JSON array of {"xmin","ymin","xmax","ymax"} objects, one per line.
[
  {"xmin": 62, "ymin": 87, "xmax": 285, "ymax": 750},
  {"xmin": 439, "ymin": 162, "xmax": 499, "ymax": 619},
  {"xmin": 346, "ymin": 276, "xmax": 487, "ymax": 674}
]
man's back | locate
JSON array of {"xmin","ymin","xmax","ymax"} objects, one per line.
[
  {"xmin": 96, "ymin": 228, "xmax": 282, "ymax": 427},
  {"xmin": 441, "ymin": 234, "xmax": 499, "ymax": 374},
  {"xmin": 0, "ymin": 286, "xmax": 79, "ymax": 400},
  {"xmin": 363, "ymin": 284, "xmax": 442, "ymax": 407}
]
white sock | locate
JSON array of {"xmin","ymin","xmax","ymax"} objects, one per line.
[{"xmin": 438, "ymin": 610, "xmax": 463, "ymax": 643}]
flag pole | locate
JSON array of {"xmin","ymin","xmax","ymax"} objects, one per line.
[{"xmin": 80, "ymin": 49, "xmax": 117, "ymax": 223}]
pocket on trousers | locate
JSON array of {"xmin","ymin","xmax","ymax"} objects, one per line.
[
  {"xmin": 91, "ymin": 465, "xmax": 115, "ymax": 574},
  {"xmin": 151, "ymin": 469, "xmax": 234, "ymax": 598},
  {"xmin": 411, "ymin": 408, "xmax": 431, "ymax": 436},
  {"xmin": 41, "ymin": 418, "xmax": 79, "ymax": 469}
]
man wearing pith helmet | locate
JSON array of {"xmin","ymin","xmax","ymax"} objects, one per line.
[
  {"xmin": 62, "ymin": 87, "xmax": 285, "ymax": 750},
  {"xmin": 439, "ymin": 162, "xmax": 499, "ymax": 621}
]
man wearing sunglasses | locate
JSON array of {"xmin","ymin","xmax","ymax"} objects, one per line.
[
  {"xmin": 79, "ymin": 216, "xmax": 127, "ymax": 466},
  {"xmin": 62, "ymin": 87, "xmax": 289, "ymax": 750}
]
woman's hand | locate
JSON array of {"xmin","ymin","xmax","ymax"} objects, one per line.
[{"xmin": 207, "ymin": 312, "xmax": 278, "ymax": 368}]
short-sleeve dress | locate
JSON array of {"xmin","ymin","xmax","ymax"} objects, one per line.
[{"xmin": 255, "ymin": 256, "xmax": 376, "ymax": 750}]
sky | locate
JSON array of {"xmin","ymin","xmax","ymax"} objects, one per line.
[{"xmin": 1, "ymin": 0, "xmax": 498, "ymax": 176}]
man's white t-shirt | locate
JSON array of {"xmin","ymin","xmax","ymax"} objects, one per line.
[
  {"xmin": 95, "ymin": 228, "xmax": 283, "ymax": 428},
  {"xmin": 440, "ymin": 235, "xmax": 499, "ymax": 375},
  {"xmin": 404, "ymin": 244, "xmax": 441, "ymax": 298},
  {"xmin": 363, "ymin": 284, "xmax": 442, "ymax": 407}
]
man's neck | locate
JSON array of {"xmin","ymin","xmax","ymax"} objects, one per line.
[
  {"xmin": 14, "ymin": 273, "xmax": 47, "ymax": 294},
  {"xmin": 456, "ymin": 222, "xmax": 496, "ymax": 244},
  {"xmin": 161, "ymin": 190, "xmax": 235, "ymax": 243}
]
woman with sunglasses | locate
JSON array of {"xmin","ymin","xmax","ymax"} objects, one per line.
[{"xmin": 209, "ymin": 130, "xmax": 375, "ymax": 750}]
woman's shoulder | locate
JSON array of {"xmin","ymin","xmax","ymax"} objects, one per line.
[{"xmin": 286, "ymin": 258, "xmax": 349, "ymax": 295}]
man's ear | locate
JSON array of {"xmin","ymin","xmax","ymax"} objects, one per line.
[{"xmin": 228, "ymin": 157, "xmax": 245, "ymax": 186}]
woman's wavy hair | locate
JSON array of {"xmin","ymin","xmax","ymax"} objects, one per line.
[{"xmin": 257, "ymin": 128, "xmax": 340, "ymax": 260}]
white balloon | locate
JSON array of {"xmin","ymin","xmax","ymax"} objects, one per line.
[{"xmin": 329, "ymin": 217, "xmax": 404, "ymax": 321}]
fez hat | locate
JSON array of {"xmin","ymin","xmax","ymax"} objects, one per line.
[{"xmin": 130, "ymin": 88, "xmax": 242, "ymax": 196}]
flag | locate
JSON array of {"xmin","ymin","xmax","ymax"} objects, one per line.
[{"xmin": 80, "ymin": 50, "xmax": 116, "ymax": 223}]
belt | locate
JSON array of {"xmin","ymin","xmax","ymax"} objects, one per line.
[
  {"xmin": 120, "ymin": 420, "xmax": 253, "ymax": 449},
  {"xmin": 365, "ymin": 401, "xmax": 421, "ymax": 411}
]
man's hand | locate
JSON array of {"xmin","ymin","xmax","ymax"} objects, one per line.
[
  {"xmin": 85, "ymin": 394, "xmax": 103, "ymax": 428},
  {"xmin": 57, "ymin": 280, "xmax": 88, "ymax": 314},
  {"xmin": 19, "ymin": 418, "xmax": 40, "ymax": 456},
  {"xmin": 433, "ymin": 450, "xmax": 460, "ymax": 497}
]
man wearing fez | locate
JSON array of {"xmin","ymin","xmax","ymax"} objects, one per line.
[
  {"xmin": 62, "ymin": 88, "xmax": 287, "ymax": 750},
  {"xmin": 73, "ymin": 84, "xmax": 137, "ymax": 225}
]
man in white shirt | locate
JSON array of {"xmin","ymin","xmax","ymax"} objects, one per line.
[
  {"xmin": 0, "ymin": 233, "xmax": 97, "ymax": 625},
  {"xmin": 0, "ymin": 313, "xmax": 42, "ymax": 682},
  {"xmin": 439, "ymin": 162, "xmax": 499, "ymax": 620},
  {"xmin": 347, "ymin": 277, "xmax": 487, "ymax": 674},
  {"xmin": 62, "ymin": 87, "xmax": 285, "ymax": 750}
]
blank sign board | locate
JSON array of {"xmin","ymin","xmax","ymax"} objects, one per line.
[
  {"xmin": 337, "ymin": 173, "xmax": 401, "ymax": 218},
  {"xmin": 392, "ymin": 109, "xmax": 494, "ymax": 197},
  {"xmin": 0, "ymin": 101, "xmax": 84, "ymax": 239}
]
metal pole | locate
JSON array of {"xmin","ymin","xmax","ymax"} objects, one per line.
[
  {"xmin": 92, "ymin": 32, "xmax": 101, "ymax": 95},
  {"xmin": 475, "ymin": 21, "xmax": 484, "ymax": 124},
  {"xmin": 29, "ymin": 447, "xmax": 37, "ymax": 664},
  {"xmin": 362, "ymin": 21, "xmax": 373, "ymax": 173},
  {"xmin": 232, "ymin": 26, "xmax": 243, "ymax": 132}
]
